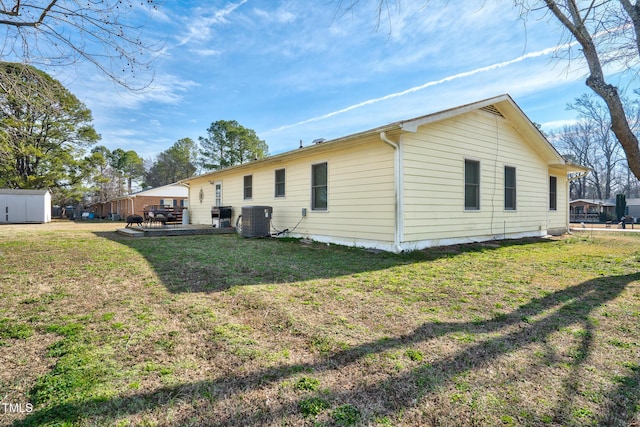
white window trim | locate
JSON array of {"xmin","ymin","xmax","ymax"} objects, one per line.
[
  {"xmin": 464, "ymin": 158, "xmax": 481, "ymax": 212},
  {"xmin": 243, "ymin": 174, "xmax": 253, "ymax": 200},
  {"xmin": 274, "ymin": 168, "xmax": 286, "ymax": 198},
  {"xmin": 311, "ymin": 161, "xmax": 328, "ymax": 212},
  {"xmin": 504, "ymin": 165, "xmax": 517, "ymax": 212}
]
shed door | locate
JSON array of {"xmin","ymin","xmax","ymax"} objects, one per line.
[{"xmin": 0, "ymin": 195, "xmax": 7, "ymax": 223}]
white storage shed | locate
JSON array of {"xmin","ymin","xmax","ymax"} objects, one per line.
[{"xmin": 0, "ymin": 189, "xmax": 52, "ymax": 224}]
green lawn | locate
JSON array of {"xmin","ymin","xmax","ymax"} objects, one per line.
[{"xmin": 0, "ymin": 221, "xmax": 638, "ymax": 426}]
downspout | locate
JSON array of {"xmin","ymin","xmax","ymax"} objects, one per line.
[
  {"xmin": 565, "ymin": 178, "xmax": 570, "ymax": 234},
  {"xmin": 380, "ymin": 131, "xmax": 403, "ymax": 252}
]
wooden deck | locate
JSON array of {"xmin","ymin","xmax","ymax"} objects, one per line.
[{"xmin": 117, "ymin": 224, "xmax": 236, "ymax": 238}]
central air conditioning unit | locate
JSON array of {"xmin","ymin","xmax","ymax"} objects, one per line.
[{"xmin": 241, "ymin": 206, "xmax": 272, "ymax": 238}]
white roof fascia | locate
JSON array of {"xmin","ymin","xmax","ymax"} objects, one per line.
[{"xmin": 0, "ymin": 189, "xmax": 50, "ymax": 196}]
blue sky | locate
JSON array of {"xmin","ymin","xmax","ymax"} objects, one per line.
[{"xmin": 52, "ymin": 1, "xmax": 607, "ymax": 161}]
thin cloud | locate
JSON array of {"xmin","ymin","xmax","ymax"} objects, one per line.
[
  {"xmin": 189, "ymin": 48, "xmax": 223, "ymax": 57},
  {"xmin": 542, "ymin": 119, "xmax": 579, "ymax": 130},
  {"xmin": 267, "ymin": 43, "xmax": 576, "ymax": 134},
  {"xmin": 176, "ymin": 0, "xmax": 248, "ymax": 47},
  {"xmin": 80, "ymin": 72, "xmax": 199, "ymax": 113},
  {"xmin": 252, "ymin": 7, "xmax": 296, "ymax": 24}
]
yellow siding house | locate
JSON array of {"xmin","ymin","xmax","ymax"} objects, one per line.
[{"xmin": 182, "ymin": 95, "xmax": 588, "ymax": 252}]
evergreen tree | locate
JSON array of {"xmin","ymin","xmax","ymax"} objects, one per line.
[
  {"xmin": 145, "ymin": 138, "xmax": 198, "ymax": 187},
  {"xmin": 198, "ymin": 120, "xmax": 268, "ymax": 171},
  {"xmin": 0, "ymin": 62, "xmax": 100, "ymax": 196}
]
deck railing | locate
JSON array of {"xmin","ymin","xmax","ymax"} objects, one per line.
[{"xmin": 570, "ymin": 213, "xmax": 600, "ymax": 223}]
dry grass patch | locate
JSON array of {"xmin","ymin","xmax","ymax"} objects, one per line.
[{"xmin": 0, "ymin": 222, "xmax": 638, "ymax": 426}]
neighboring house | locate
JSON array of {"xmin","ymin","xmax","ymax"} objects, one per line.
[
  {"xmin": 182, "ymin": 94, "xmax": 588, "ymax": 252},
  {"xmin": 88, "ymin": 183, "xmax": 188, "ymax": 220},
  {"xmin": 626, "ymin": 199, "xmax": 640, "ymax": 219},
  {"xmin": 569, "ymin": 199, "xmax": 616, "ymax": 222},
  {"xmin": 570, "ymin": 198, "xmax": 640, "ymax": 222},
  {"xmin": 0, "ymin": 189, "xmax": 52, "ymax": 224}
]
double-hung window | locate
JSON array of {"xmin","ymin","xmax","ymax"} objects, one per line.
[
  {"xmin": 504, "ymin": 166, "xmax": 516, "ymax": 210},
  {"xmin": 311, "ymin": 162, "xmax": 327, "ymax": 210},
  {"xmin": 549, "ymin": 176, "xmax": 557, "ymax": 211},
  {"xmin": 215, "ymin": 182, "xmax": 222, "ymax": 207},
  {"xmin": 243, "ymin": 175, "xmax": 252, "ymax": 200},
  {"xmin": 275, "ymin": 169, "xmax": 285, "ymax": 198},
  {"xmin": 465, "ymin": 159, "xmax": 480, "ymax": 210}
]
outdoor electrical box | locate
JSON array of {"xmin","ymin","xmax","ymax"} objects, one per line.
[{"xmin": 241, "ymin": 206, "xmax": 272, "ymax": 238}]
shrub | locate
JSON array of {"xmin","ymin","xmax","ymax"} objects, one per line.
[{"xmin": 599, "ymin": 212, "xmax": 616, "ymax": 223}]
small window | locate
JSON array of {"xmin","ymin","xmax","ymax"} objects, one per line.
[
  {"xmin": 312, "ymin": 162, "xmax": 327, "ymax": 210},
  {"xmin": 244, "ymin": 175, "xmax": 252, "ymax": 200},
  {"xmin": 275, "ymin": 169, "xmax": 285, "ymax": 198},
  {"xmin": 465, "ymin": 159, "xmax": 480, "ymax": 210},
  {"xmin": 549, "ymin": 176, "xmax": 557, "ymax": 211},
  {"xmin": 504, "ymin": 166, "xmax": 516, "ymax": 210},
  {"xmin": 215, "ymin": 182, "xmax": 222, "ymax": 207}
]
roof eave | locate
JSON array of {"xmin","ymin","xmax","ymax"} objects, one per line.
[{"xmin": 181, "ymin": 123, "xmax": 401, "ymax": 183}]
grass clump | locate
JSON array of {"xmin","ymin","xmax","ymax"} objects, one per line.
[
  {"xmin": 332, "ymin": 404, "xmax": 361, "ymax": 426},
  {"xmin": 46, "ymin": 322, "xmax": 84, "ymax": 338},
  {"xmin": 404, "ymin": 348, "xmax": 424, "ymax": 362},
  {"xmin": 0, "ymin": 318, "xmax": 34, "ymax": 340},
  {"xmin": 30, "ymin": 348, "xmax": 109, "ymax": 405},
  {"xmin": 294, "ymin": 376, "xmax": 320, "ymax": 391},
  {"xmin": 299, "ymin": 397, "xmax": 330, "ymax": 418}
]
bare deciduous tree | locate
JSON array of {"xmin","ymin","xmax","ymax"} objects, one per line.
[
  {"xmin": 510, "ymin": 1, "xmax": 640, "ymax": 180},
  {"xmin": 551, "ymin": 122, "xmax": 597, "ymax": 198},
  {"xmin": 570, "ymin": 94, "xmax": 624, "ymax": 199},
  {"xmin": 0, "ymin": 0, "xmax": 160, "ymax": 89},
  {"xmin": 551, "ymin": 93, "xmax": 640, "ymax": 199}
]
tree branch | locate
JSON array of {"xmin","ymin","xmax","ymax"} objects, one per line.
[{"xmin": 542, "ymin": 0, "xmax": 640, "ymax": 180}]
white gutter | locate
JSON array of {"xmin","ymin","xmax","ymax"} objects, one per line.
[{"xmin": 380, "ymin": 132, "xmax": 403, "ymax": 252}]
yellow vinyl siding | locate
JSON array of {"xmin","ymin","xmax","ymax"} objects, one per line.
[
  {"xmin": 187, "ymin": 136, "xmax": 396, "ymax": 247},
  {"xmin": 403, "ymin": 110, "xmax": 549, "ymax": 243},
  {"xmin": 188, "ymin": 184, "xmax": 214, "ymax": 226}
]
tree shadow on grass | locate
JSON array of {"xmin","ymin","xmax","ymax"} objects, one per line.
[
  {"xmin": 93, "ymin": 231, "xmax": 557, "ymax": 292},
  {"xmin": 15, "ymin": 272, "xmax": 639, "ymax": 426}
]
